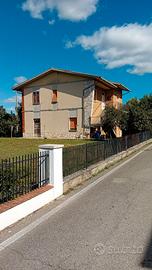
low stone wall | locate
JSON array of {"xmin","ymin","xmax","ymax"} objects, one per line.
[
  {"xmin": 63, "ymin": 138, "xmax": 152, "ymax": 194},
  {"xmin": 23, "ymin": 132, "xmax": 82, "ymax": 139}
]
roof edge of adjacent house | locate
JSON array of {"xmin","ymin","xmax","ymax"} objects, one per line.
[
  {"xmin": 12, "ymin": 68, "xmax": 129, "ymax": 92},
  {"xmin": 112, "ymin": 82, "xmax": 130, "ymax": 92}
]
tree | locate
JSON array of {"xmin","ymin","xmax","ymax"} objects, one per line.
[
  {"xmin": 101, "ymin": 106, "xmax": 128, "ymax": 137},
  {"xmin": 102, "ymin": 95, "xmax": 152, "ymax": 136},
  {"xmin": 125, "ymin": 95, "xmax": 152, "ymax": 133},
  {"xmin": 0, "ymin": 106, "xmax": 18, "ymax": 137},
  {"xmin": 124, "ymin": 98, "xmax": 141, "ymax": 134},
  {"xmin": 140, "ymin": 95, "xmax": 152, "ymax": 132},
  {"xmin": 16, "ymin": 102, "xmax": 22, "ymax": 136}
]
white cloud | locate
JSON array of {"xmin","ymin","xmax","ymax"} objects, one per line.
[
  {"xmin": 22, "ymin": 0, "xmax": 99, "ymax": 21},
  {"xmin": 70, "ymin": 23, "xmax": 152, "ymax": 75},
  {"xmin": 14, "ymin": 76, "xmax": 27, "ymax": 84},
  {"xmin": 48, "ymin": 19, "xmax": 55, "ymax": 25},
  {"xmin": 65, "ymin": 40, "xmax": 74, "ymax": 49},
  {"xmin": 4, "ymin": 96, "xmax": 22, "ymax": 104}
]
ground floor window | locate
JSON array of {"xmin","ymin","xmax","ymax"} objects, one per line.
[
  {"xmin": 69, "ymin": 117, "xmax": 77, "ymax": 131},
  {"xmin": 34, "ymin": 119, "xmax": 41, "ymax": 137}
]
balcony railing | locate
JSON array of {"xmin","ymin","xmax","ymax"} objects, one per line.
[{"xmin": 90, "ymin": 116, "xmax": 102, "ymax": 126}]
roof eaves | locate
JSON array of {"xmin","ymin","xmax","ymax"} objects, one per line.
[
  {"xmin": 12, "ymin": 68, "xmax": 98, "ymax": 91},
  {"xmin": 12, "ymin": 68, "xmax": 53, "ymax": 91},
  {"xmin": 12, "ymin": 68, "xmax": 126, "ymax": 92},
  {"xmin": 95, "ymin": 77, "xmax": 117, "ymax": 89},
  {"xmin": 112, "ymin": 82, "xmax": 130, "ymax": 91}
]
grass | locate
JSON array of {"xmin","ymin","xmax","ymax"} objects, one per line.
[{"xmin": 0, "ymin": 138, "xmax": 90, "ymax": 160}]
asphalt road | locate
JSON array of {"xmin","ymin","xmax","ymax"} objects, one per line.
[{"xmin": 1, "ymin": 145, "xmax": 152, "ymax": 269}]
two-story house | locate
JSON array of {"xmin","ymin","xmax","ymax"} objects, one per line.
[{"xmin": 13, "ymin": 68, "xmax": 129, "ymax": 138}]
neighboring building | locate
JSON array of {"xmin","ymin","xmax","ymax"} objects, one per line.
[{"xmin": 13, "ymin": 68, "xmax": 129, "ymax": 138}]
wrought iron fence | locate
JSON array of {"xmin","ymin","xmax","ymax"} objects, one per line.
[
  {"xmin": 0, "ymin": 152, "xmax": 49, "ymax": 204},
  {"xmin": 0, "ymin": 131, "xmax": 151, "ymax": 204},
  {"xmin": 63, "ymin": 131, "xmax": 152, "ymax": 177}
]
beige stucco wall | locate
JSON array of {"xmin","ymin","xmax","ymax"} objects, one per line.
[
  {"xmin": 24, "ymin": 72, "xmax": 85, "ymax": 111},
  {"xmin": 22, "ymin": 71, "xmax": 123, "ymax": 138},
  {"xmin": 40, "ymin": 109, "xmax": 82, "ymax": 138},
  {"xmin": 23, "ymin": 72, "xmax": 92, "ymax": 138},
  {"xmin": 24, "ymin": 112, "xmax": 34, "ymax": 137}
]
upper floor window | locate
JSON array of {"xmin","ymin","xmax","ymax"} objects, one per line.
[
  {"xmin": 33, "ymin": 91, "xmax": 40, "ymax": 105},
  {"xmin": 94, "ymin": 89, "xmax": 102, "ymax": 100},
  {"xmin": 52, "ymin": 90, "xmax": 57, "ymax": 103},
  {"xmin": 106, "ymin": 94, "xmax": 112, "ymax": 101}
]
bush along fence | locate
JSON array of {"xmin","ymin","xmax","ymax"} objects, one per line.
[
  {"xmin": 0, "ymin": 152, "xmax": 49, "ymax": 204},
  {"xmin": 0, "ymin": 145, "xmax": 63, "ymax": 231},
  {"xmin": 0, "ymin": 131, "xmax": 151, "ymax": 205},
  {"xmin": 63, "ymin": 131, "xmax": 152, "ymax": 177}
]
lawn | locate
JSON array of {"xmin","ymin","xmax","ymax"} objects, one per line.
[{"xmin": 0, "ymin": 138, "xmax": 90, "ymax": 160}]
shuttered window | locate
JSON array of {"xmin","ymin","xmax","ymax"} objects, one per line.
[
  {"xmin": 34, "ymin": 119, "xmax": 41, "ymax": 137},
  {"xmin": 69, "ymin": 117, "xmax": 77, "ymax": 131},
  {"xmin": 33, "ymin": 91, "xmax": 40, "ymax": 105},
  {"xmin": 94, "ymin": 88, "xmax": 102, "ymax": 100},
  {"xmin": 52, "ymin": 90, "xmax": 57, "ymax": 103}
]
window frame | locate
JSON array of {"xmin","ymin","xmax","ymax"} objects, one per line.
[
  {"xmin": 33, "ymin": 91, "xmax": 40, "ymax": 105},
  {"xmin": 52, "ymin": 90, "xmax": 58, "ymax": 104},
  {"xmin": 34, "ymin": 118, "xmax": 41, "ymax": 137},
  {"xmin": 94, "ymin": 89, "xmax": 98, "ymax": 100},
  {"xmin": 69, "ymin": 117, "xmax": 77, "ymax": 132},
  {"xmin": 94, "ymin": 88, "xmax": 102, "ymax": 101}
]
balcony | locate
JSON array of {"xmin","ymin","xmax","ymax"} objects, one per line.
[
  {"xmin": 90, "ymin": 116, "xmax": 102, "ymax": 126},
  {"xmin": 105, "ymin": 100, "xmax": 113, "ymax": 107}
]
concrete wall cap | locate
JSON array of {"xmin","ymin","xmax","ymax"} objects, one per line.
[{"xmin": 39, "ymin": 144, "xmax": 64, "ymax": 149}]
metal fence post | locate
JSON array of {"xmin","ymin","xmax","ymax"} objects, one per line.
[
  {"xmin": 85, "ymin": 143, "xmax": 88, "ymax": 169},
  {"xmin": 38, "ymin": 150, "xmax": 49, "ymax": 188},
  {"xmin": 103, "ymin": 141, "xmax": 106, "ymax": 160},
  {"xmin": 125, "ymin": 135, "xmax": 128, "ymax": 150}
]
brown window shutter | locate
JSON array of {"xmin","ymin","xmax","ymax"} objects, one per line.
[
  {"xmin": 33, "ymin": 92, "xmax": 40, "ymax": 105},
  {"xmin": 37, "ymin": 92, "xmax": 40, "ymax": 104},
  {"xmin": 33, "ymin": 92, "xmax": 35, "ymax": 105},
  {"xmin": 70, "ymin": 117, "xmax": 77, "ymax": 131},
  {"xmin": 52, "ymin": 90, "xmax": 57, "ymax": 103}
]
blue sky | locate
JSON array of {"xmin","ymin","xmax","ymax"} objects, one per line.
[{"xmin": 0, "ymin": 0, "xmax": 152, "ymax": 112}]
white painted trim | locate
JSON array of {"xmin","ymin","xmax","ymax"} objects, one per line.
[
  {"xmin": 0, "ymin": 144, "xmax": 64, "ymax": 232},
  {"xmin": 0, "ymin": 187, "xmax": 55, "ymax": 231},
  {"xmin": 39, "ymin": 144, "xmax": 64, "ymax": 198},
  {"xmin": 39, "ymin": 144, "xmax": 64, "ymax": 149}
]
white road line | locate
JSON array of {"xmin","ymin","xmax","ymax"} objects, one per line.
[{"xmin": 0, "ymin": 143, "xmax": 151, "ymax": 252}]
